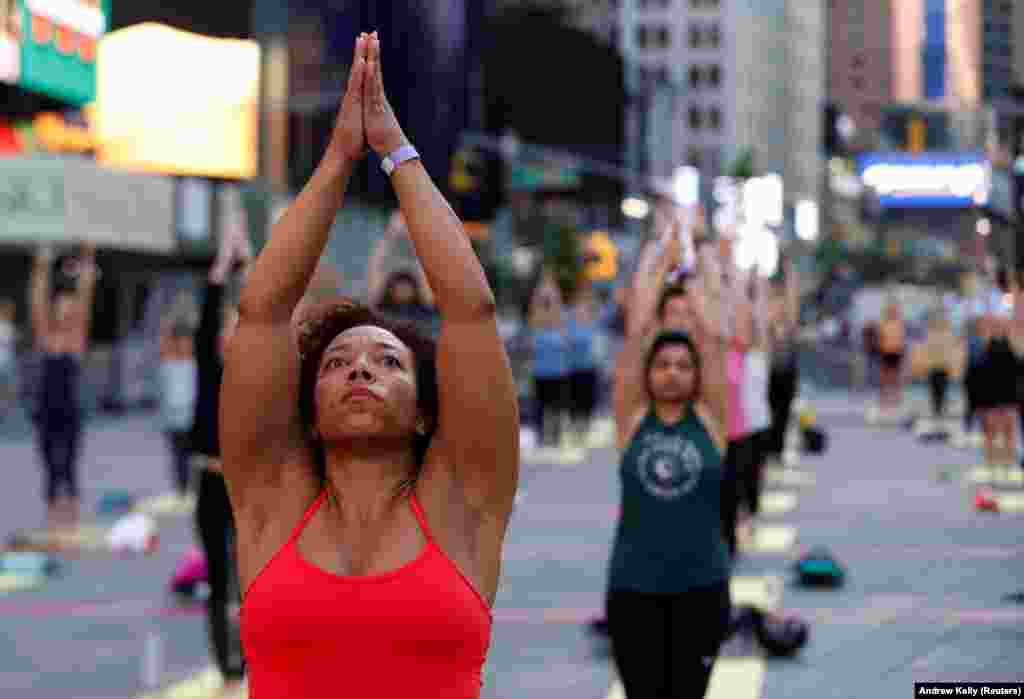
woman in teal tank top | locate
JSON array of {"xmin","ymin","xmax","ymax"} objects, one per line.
[{"xmin": 608, "ymin": 226, "xmax": 732, "ymax": 698}]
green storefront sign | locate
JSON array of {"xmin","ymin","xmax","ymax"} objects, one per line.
[
  {"xmin": 509, "ymin": 161, "xmax": 580, "ymax": 191},
  {"xmin": 18, "ymin": 0, "xmax": 110, "ymax": 105},
  {"xmin": 0, "ymin": 156, "xmax": 66, "ymax": 241}
]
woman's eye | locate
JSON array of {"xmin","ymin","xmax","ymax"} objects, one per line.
[{"xmin": 383, "ymin": 356, "xmax": 402, "ymax": 368}]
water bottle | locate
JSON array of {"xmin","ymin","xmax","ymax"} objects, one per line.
[{"xmin": 141, "ymin": 630, "xmax": 163, "ymax": 690}]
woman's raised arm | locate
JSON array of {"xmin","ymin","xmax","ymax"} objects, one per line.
[
  {"xmin": 362, "ymin": 33, "xmax": 518, "ymax": 516},
  {"xmin": 613, "ymin": 227, "xmax": 679, "ymax": 449},
  {"xmin": 73, "ymin": 242, "xmax": 98, "ymax": 353},
  {"xmin": 220, "ymin": 34, "xmax": 371, "ymax": 510},
  {"xmin": 29, "ymin": 246, "xmax": 53, "ymax": 349},
  {"xmin": 692, "ymin": 243, "xmax": 729, "ymax": 451}
]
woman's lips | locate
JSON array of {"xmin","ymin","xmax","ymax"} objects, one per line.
[{"xmin": 343, "ymin": 388, "xmax": 381, "ymax": 402}]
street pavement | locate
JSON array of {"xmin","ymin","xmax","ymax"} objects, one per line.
[{"xmin": 0, "ymin": 388, "xmax": 1022, "ymax": 698}]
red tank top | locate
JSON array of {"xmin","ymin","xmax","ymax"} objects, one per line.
[{"xmin": 241, "ymin": 490, "xmax": 493, "ymax": 699}]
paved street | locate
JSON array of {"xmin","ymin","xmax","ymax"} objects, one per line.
[{"xmin": 0, "ymin": 389, "xmax": 1021, "ymax": 698}]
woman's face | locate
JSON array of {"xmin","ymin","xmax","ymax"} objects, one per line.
[
  {"xmin": 314, "ymin": 325, "xmax": 420, "ymax": 443},
  {"xmin": 648, "ymin": 342, "xmax": 698, "ymax": 404},
  {"xmin": 389, "ymin": 279, "xmax": 417, "ymax": 306},
  {"xmin": 661, "ymin": 294, "xmax": 692, "ymax": 332}
]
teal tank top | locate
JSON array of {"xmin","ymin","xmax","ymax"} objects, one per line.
[{"xmin": 608, "ymin": 407, "xmax": 731, "ymax": 594}]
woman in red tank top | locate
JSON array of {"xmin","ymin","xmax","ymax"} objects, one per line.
[{"xmin": 219, "ymin": 33, "xmax": 519, "ymax": 698}]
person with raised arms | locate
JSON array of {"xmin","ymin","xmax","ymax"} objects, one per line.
[
  {"xmin": 606, "ymin": 225, "xmax": 732, "ymax": 697},
  {"xmin": 29, "ymin": 241, "xmax": 98, "ymax": 529},
  {"xmin": 221, "ymin": 33, "xmax": 518, "ymax": 698}
]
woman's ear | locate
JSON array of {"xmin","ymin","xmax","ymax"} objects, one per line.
[{"xmin": 415, "ymin": 417, "xmax": 427, "ymax": 436}]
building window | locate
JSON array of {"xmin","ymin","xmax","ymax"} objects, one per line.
[
  {"xmin": 709, "ymin": 107, "xmax": 722, "ymax": 130},
  {"xmin": 690, "ymin": 66, "xmax": 702, "ymax": 89},
  {"xmin": 708, "ymin": 24, "xmax": 721, "ymax": 48},
  {"xmin": 687, "ymin": 147, "xmax": 702, "ymax": 167},
  {"xmin": 689, "ymin": 107, "xmax": 703, "ymax": 129},
  {"xmin": 637, "ymin": 25, "xmax": 649, "ymax": 48},
  {"xmin": 656, "ymin": 26, "xmax": 670, "ymax": 48},
  {"xmin": 709, "ymin": 64, "xmax": 721, "ymax": 87},
  {"xmin": 689, "ymin": 25, "xmax": 702, "ymax": 49}
]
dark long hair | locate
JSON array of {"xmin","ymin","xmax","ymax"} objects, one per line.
[
  {"xmin": 295, "ymin": 297, "xmax": 439, "ymax": 482},
  {"xmin": 644, "ymin": 329, "xmax": 702, "ymax": 401}
]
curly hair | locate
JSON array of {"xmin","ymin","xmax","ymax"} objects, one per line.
[
  {"xmin": 295, "ymin": 296, "xmax": 439, "ymax": 481},
  {"xmin": 657, "ymin": 283, "xmax": 688, "ymax": 322}
]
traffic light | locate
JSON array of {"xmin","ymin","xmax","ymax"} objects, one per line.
[
  {"xmin": 823, "ymin": 103, "xmax": 839, "ymax": 157},
  {"xmin": 449, "ymin": 142, "xmax": 501, "ymax": 222},
  {"xmin": 908, "ymin": 117, "xmax": 926, "ymax": 153},
  {"xmin": 584, "ymin": 231, "xmax": 618, "ymax": 281}
]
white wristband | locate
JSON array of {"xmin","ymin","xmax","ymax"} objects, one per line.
[{"xmin": 381, "ymin": 145, "xmax": 420, "ymax": 177}]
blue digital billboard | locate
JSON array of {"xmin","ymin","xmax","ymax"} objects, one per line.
[{"xmin": 857, "ymin": 152, "xmax": 990, "ymax": 210}]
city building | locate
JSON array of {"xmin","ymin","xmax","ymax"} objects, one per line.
[
  {"xmin": 827, "ymin": 0, "xmax": 893, "ymax": 134},
  {"xmin": 576, "ymin": 0, "xmax": 826, "ymax": 232},
  {"xmin": 1016, "ymin": 0, "xmax": 1024, "ymax": 86},
  {"xmin": 888, "ymin": 0, "xmax": 1015, "ymax": 150}
]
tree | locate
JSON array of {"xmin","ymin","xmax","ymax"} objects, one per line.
[{"xmin": 541, "ymin": 218, "xmax": 584, "ymax": 302}]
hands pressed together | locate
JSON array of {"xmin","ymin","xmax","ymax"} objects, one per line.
[{"xmin": 330, "ymin": 32, "xmax": 409, "ymax": 164}]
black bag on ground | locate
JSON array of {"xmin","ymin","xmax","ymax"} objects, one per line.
[
  {"xmin": 754, "ymin": 609, "xmax": 810, "ymax": 657},
  {"xmin": 727, "ymin": 604, "xmax": 809, "ymax": 657},
  {"xmin": 802, "ymin": 426, "xmax": 827, "ymax": 454}
]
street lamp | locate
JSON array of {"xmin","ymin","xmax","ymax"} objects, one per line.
[{"xmin": 622, "ymin": 197, "xmax": 651, "ymax": 219}]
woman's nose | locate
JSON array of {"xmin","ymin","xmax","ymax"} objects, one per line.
[{"xmin": 348, "ymin": 354, "xmax": 374, "ymax": 382}]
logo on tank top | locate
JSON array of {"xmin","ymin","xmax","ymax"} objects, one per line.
[{"xmin": 635, "ymin": 431, "xmax": 703, "ymax": 500}]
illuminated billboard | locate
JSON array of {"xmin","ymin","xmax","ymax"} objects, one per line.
[
  {"xmin": 0, "ymin": 0, "xmax": 109, "ymax": 104},
  {"xmin": 857, "ymin": 152, "xmax": 990, "ymax": 209},
  {"xmin": 93, "ymin": 23, "xmax": 259, "ymax": 180}
]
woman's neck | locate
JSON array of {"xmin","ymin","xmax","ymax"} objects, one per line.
[
  {"xmin": 653, "ymin": 401, "xmax": 689, "ymax": 425},
  {"xmin": 322, "ymin": 441, "xmax": 419, "ymax": 525}
]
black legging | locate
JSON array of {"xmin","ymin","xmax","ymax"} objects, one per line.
[
  {"xmin": 608, "ymin": 582, "xmax": 731, "ymax": 698},
  {"xmin": 569, "ymin": 369, "xmax": 599, "ymax": 427},
  {"xmin": 928, "ymin": 369, "xmax": 949, "ymax": 418},
  {"xmin": 534, "ymin": 375, "xmax": 570, "ymax": 446},
  {"xmin": 767, "ymin": 364, "xmax": 798, "ymax": 456},
  {"xmin": 165, "ymin": 430, "xmax": 192, "ymax": 495},
  {"xmin": 39, "ymin": 417, "xmax": 82, "ymax": 504},
  {"xmin": 196, "ymin": 469, "xmax": 244, "ymax": 680},
  {"xmin": 722, "ymin": 436, "xmax": 754, "ymax": 559}
]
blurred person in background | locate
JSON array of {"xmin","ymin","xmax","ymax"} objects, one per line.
[
  {"xmin": 566, "ymin": 278, "xmax": 603, "ymax": 446},
  {"xmin": 0, "ymin": 298, "xmax": 17, "ymax": 421},
  {"xmin": 877, "ymin": 298, "xmax": 906, "ymax": 414},
  {"xmin": 189, "ymin": 219, "xmax": 252, "ymax": 692},
  {"xmin": 527, "ymin": 268, "xmax": 571, "ymax": 448},
  {"xmin": 608, "ymin": 225, "xmax": 731, "ymax": 697},
  {"xmin": 767, "ymin": 259, "xmax": 800, "ymax": 463},
  {"xmin": 722, "ymin": 264, "xmax": 754, "ymax": 559},
  {"xmin": 367, "ymin": 210, "xmax": 438, "ymax": 336},
  {"xmin": 219, "ymin": 33, "xmax": 516, "ymax": 696},
  {"xmin": 912, "ymin": 308, "xmax": 964, "ymax": 426},
  {"xmin": 977, "ymin": 313, "xmax": 1018, "ymax": 472},
  {"xmin": 29, "ymin": 242, "xmax": 98, "ymax": 529},
  {"xmin": 961, "ymin": 315, "xmax": 986, "ymax": 446},
  {"xmin": 740, "ymin": 267, "xmax": 771, "ymax": 537},
  {"xmin": 159, "ymin": 306, "xmax": 197, "ymax": 498}
]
